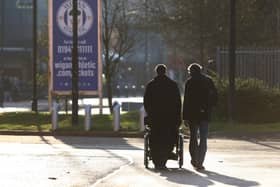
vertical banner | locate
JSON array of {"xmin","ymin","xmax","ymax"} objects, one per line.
[{"xmin": 49, "ymin": 0, "xmax": 101, "ymax": 94}]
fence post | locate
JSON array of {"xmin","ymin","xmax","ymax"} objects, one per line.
[
  {"xmin": 85, "ymin": 105, "xmax": 91, "ymax": 131},
  {"xmin": 113, "ymin": 102, "xmax": 120, "ymax": 131},
  {"xmin": 52, "ymin": 101, "xmax": 59, "ymax": 130},
  {"xmin": 139, "ymin": 106, "xmax": 145, "ymax": 132}
]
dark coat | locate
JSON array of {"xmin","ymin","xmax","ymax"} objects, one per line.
[
  {"xmin": 144, "ymin": 75, "xmax": 181, "ymax": 129},
  {"xmin": 144, "ymin": 75, "xmax": 182, "ymax": 164},
  {"xmin": 183, "ymin": 73, "xmax": 217, "ymax": 122}
]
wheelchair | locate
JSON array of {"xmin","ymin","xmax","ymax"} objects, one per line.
[{"xmin": 143, "ymin": 119, "xmax": 184, "ymax": 169}]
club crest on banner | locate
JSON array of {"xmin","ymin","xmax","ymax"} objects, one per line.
[{"xmin": 56, "ymin": 0, "xmax": 94, "ymax": 37}]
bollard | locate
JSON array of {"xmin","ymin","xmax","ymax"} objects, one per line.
[
  {"xmin": 139, "ymin": 106, "xmax": 146, "ymax": 132},
  {"xmin": 52, "ymin": 101, "xmax": 59, "ymax": 130},
  {"xmin": 85, "ymin": 105, "xmax": 91, "ymax": 131},
  {"xmin": 113, "ymin": 102, "xmax": 120, "ymax": 131}
]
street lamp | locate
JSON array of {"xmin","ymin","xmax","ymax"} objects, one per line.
[{"xmin": 31, "ymin": 0, "xmax": 38, "ymax": 112}]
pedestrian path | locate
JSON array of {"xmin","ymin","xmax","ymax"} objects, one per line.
[
  {"xmin": 0, "ymin": 100, "xmax": 47, "ymax": 113},
  {"xmin": 0, "ymin": 97, "xmax": 144, "ymax": 114}
]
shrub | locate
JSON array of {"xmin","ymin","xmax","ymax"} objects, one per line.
[{"xmin": 213, "ymin": 77, "xmax": 280, "ymax": 123}]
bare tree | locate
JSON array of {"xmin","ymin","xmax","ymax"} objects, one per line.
[{"xmin": 102, "ymin": 0, "xmax": 139, "ymax": 113}]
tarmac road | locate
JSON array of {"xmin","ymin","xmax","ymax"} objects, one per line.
[{"xmin": 0, "ymin": 135, "xmax": 279, "ymax": 187}]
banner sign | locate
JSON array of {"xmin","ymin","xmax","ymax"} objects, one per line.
[{"xmin": 50, "ymin": 0, "xmax": 100, "ymax": 93}]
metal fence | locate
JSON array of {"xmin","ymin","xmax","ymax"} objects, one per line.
[{"xmin": 216, "ymin": 47, "xmax": 280, "ymax": 88}]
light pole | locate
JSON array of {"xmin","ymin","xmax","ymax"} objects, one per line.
[
  {"xmin": 229, "ymin": 0, "xmax": 236, "ymax": 123},
  {"xmin": 72, "ymin": 0, "xmax": 79, "ymax": 126},
  {"xmin": 0, "ymin": 0, "xmax": 4, "ymax": 81},
  {"xmin": 31, "ymin": 0, "xmax": 38, "ymax": 112},
  {"xmin": 199, "ymin": 0, "xmax": 205, "ymax": 65},
  {"xmin": 144, "ymin": 0, "xmax": 149, "ymax": 82},
  {"xmin": 0, "ymin": 0, "xmax": 4, "ymax": 51}
]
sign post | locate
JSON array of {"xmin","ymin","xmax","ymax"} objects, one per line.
[
  {"xmin": 48, "ymin": 0, "xmax": 102, "ymax": 115},
  {"xmin": 72, "ymin": 0, "xmax": 79, "ymax": 126}
]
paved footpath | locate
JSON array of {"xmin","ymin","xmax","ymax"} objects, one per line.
[
  {"xmin": 0, "ymin": 135, "xmax": 279, "ymax": 187},
  {"xmin": 94, "ymin": 138, "xmax": 280, "ymax": 187}
]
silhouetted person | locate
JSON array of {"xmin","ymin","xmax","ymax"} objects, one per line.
[
  {"xmin": 3, "ymin": 76, "xmax": 12, "ymax": 102},
  {"xmin": 183, "ymin": 63, "xmax": 218, "ymax": 170},
  {"xmin": 144, "ymin": 64, "xmax": 181, "ymax": 169}
]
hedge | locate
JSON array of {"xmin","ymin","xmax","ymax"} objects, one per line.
[{"xmin": 213, "ymin": 77, "xmax": 280, "ymax": 123}]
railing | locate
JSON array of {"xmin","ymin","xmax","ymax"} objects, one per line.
[{"xmin": 216, "ymin": 47, "xmax": 280, "ymax": 88}]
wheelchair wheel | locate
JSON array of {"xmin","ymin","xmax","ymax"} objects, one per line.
[
  {"xmin": 178, "ymin": 134, "xmax": 184, "ymax": 168},
  {"xmin": 144, "ymin": 133, "xmax": 149, "ymax": 168}
]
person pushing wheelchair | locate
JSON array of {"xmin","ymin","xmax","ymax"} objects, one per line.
[{"xmin": 144, "ymin": 64, "xmax": 182, "ymax": 169}]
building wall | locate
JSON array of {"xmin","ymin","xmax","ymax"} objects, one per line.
[{"xmin": 0, "ymin": 0, "xmax": 48, "ymax": 81}]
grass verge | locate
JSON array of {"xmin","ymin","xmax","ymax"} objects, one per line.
[
  {"xmin": 0, "ymin": 111, "xmax": 139, "ymax": 132},
  {"xmin": 209, "ymin": 121, "xmax": 280, "ymax": 138},
  {"xmin": 0, "ymin": 112, "xmax": 280, "ymax": 139}
]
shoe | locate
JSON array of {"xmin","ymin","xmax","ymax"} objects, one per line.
[
  {"xmin": 168, "ymin": 152, "xmax": 177, "ymax": 160},
  {"xmin": 191, "ymin": 160, "xmax": 198, "ymax": 168},
  {"xmin": 155, "ymin": 165, "xmax": 167, "ymax": 170},
  {"xmin": 195, "ymin": 165, "xmax": 205, "ymax": 171}
]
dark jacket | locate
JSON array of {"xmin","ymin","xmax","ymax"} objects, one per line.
[
  {"xmin": 144, "ymin": 75, "xmax": 182, "ymax": 128},
  {"xmin": 183, "ymin": 73, "xmax": 217, "ymax": 122}
]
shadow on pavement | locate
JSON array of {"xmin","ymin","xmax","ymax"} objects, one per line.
[
  {"xmin": 247, "ymin": 140, "xmax": 280, "ymax": 150},
  {"xmin": 154, "ymin": 168, "xmax": 259, "ymax": 187},
  {"xmin": 53, "ymin": 136, "xmax": 142, "ymax": 150}
]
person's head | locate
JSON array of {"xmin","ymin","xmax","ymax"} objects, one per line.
[
  {"xmin": 187, "ymin": 63, "xmax": 202, "ymax": 76},
  {"xmin": 155, "ymin": 64, "xmax": 167, "ymax": 76}
]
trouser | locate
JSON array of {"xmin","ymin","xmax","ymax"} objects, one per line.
[{"xmin": 189, "ymin": 120, "xmax": 208, "ymax": 166}]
